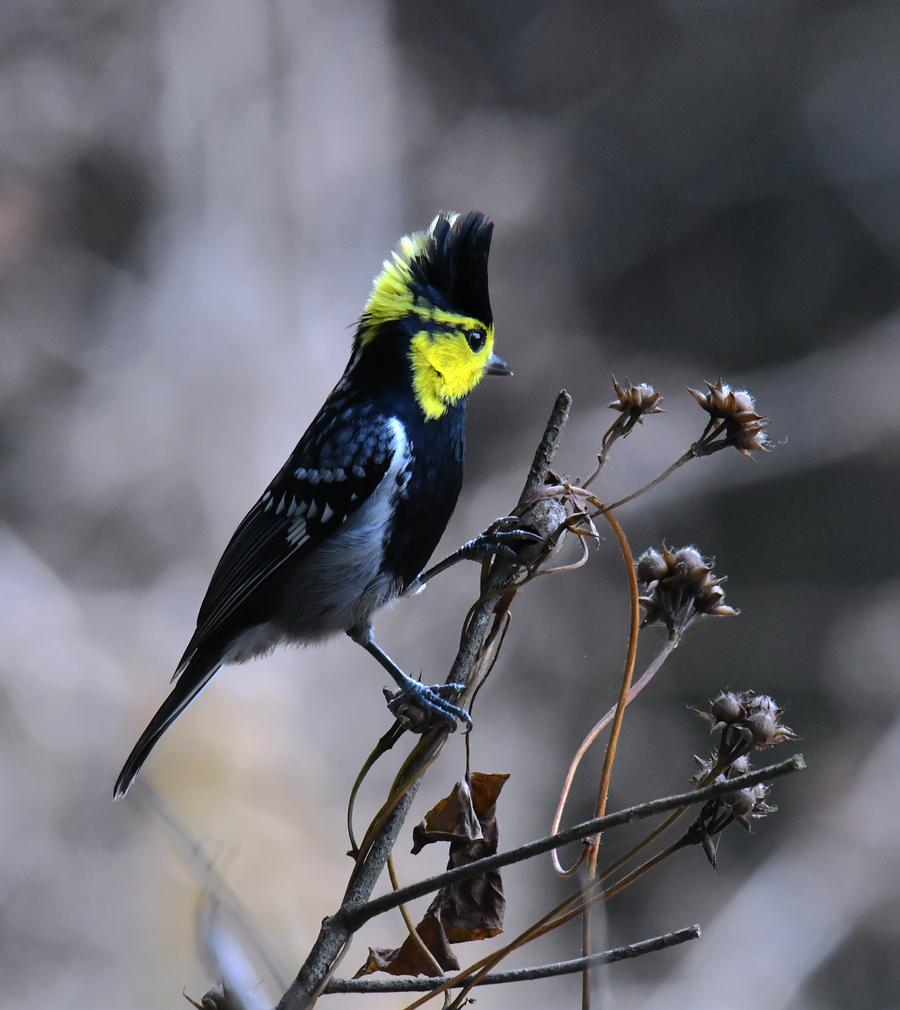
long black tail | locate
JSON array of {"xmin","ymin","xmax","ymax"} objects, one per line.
[{"xmin": 114, "ymin": 650, "xmax": 220, "ymax": 799}]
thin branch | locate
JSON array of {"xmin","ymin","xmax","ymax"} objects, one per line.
[
  {"xmin": 387, "ymin": 854, "xmax": 445, "ymax": 978},
  {"xmin": 407, "ymin": 751, "xmax": 801, "ymax": 1010},
  {"xmin": 408, "ymin": 758, "xmax": 803, "ymax": 1010},
  {"xmin": 583, "ymin": 506, "xmax": 641, "ymax": 1007},
  {"xmin": 340, "ymin": 755, "xmax": 805, "ymax": 931},
  {"xmin": 551, "ymin": 635, "xmax": 679, "ymax": 874},
  {"xmin": 521, "ymin": 391, "xmax": 572, "ymax": 502},
  {"xmin": 597, "ymin": 449, "xmax": 695, "ymax": 514},
  {"xmin": 323, "ymin": 925, "xmax": 700, "ymax": 993}
]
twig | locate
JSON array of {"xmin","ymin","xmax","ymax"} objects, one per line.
[
  {"xmin": 520, "ymin": 390, "xmax": 572, "ymax": 502},
  {"xmin": 410, "ymin": 743, "xmax": 798, "ymax": 1010},
  {"xmin": 323, "ymin": 925, "xmax": 700, "ymax": 993},
  {"xmin": 551, "ymin": 636, "xmax": 679, "ymax": 875},
  {"xmin": 387, "ymin": 854, "xmax": 445, "ymax": 978},
  {"xmin": 597, "ymin": 449, "xmax": 695, "ymax": 514}
]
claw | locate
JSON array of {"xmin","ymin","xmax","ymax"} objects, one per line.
[
  {"xmin": 385, "ymin": 680, "xmax": 472, "ymax": 733},
  {"xmin": 349, "ymin": 624, "xmax": 472, "ymax": 732},
  {"xmin": 459, "ymin": 519, "xmax": 544, "ymax": 564},
  {"xmin": 413, "ymin": 518, "xmax": 546, "ymax": 592}
]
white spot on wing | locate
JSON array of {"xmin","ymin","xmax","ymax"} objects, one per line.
[{"xmin": 287, "ymin": 518, "xmax": 308, "ymax": 545}]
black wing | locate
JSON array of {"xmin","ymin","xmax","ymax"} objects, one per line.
[{"xmin": 174, "ymin": 406, "xmax": 401, "ymax": 675}]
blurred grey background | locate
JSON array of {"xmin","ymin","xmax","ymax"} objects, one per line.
[{"xmin": 2, "ymin": 0, "xmax": 900, "ymax": 1007}]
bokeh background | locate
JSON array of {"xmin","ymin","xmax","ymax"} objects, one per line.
[{"xmin": 2, "ymin": 1, "xmax": 900, "ymax": 1007}]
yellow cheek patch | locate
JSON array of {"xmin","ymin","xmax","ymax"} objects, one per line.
[{"xmin": 409, "ymin": 326, "xmax": 496, "ymax": 420}]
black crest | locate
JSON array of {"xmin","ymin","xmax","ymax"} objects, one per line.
[{"xmin": 409, "ymin": 212, "xmax": 494, "ymax": 325}]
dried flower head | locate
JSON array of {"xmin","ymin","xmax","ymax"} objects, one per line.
[
  {"xmin": 738, "ymin": 694, "xmax": 798, "ymax": 747},
  {"xmin": 602, "ymin": 379, "xmax": 664, "ymax": 451},
  {"xmin": 710, "ymin": 691, "xmax": 743, "ymax": 728},
  {"xmin": 721, "ymin": 781, "xmax": 777, "ymax": 830},
  {"xmin": 609, "ymin": 379, "xmax": 664, "ymax": 422},
  {"xmin": 727, "ymin": 754, "xmax": 750, "ymax": 776},
  {"xmin": 690, "ymin": 758, "xmax": 777, "ymax": 831},
  {"xmin": 692, "ymin": 690, "xmax": 799, "ymax": 770},
  {"xmin": 687, "ymin": 692, "xmax": 794, "ymax": 860},
  {"xmin": 637, "ymin": 546, "xmax": 738, "ymax": 638},
  {"xmin": 688, "ymin": 379, "xmax": 771, "ymax": 458}
]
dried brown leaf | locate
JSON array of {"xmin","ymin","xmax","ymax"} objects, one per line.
[
  {"xmin": 436, "ymin": 772, "xmax": 509, "ymax": 943},
  {"xmin": 411, "ymin": 779, "xmax": 482, "ymax": 855},
  {"xmin": 360, "ymin": 773, "xmax": 510, "ymax": 977},
  {"xmin": 355, "ymin": 910, "xmax": 459, "ymax": 977}
]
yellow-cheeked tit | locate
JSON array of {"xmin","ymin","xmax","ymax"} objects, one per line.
[{"xmin": 114, "ymin": 212, "xmax": 514, "ymax": 798}]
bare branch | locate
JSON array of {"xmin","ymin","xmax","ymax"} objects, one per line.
[
  {"xmin": 324, "ymin": 925, "xmax": 700, "ymax": 993},
  {"xmin": 520, "ymin": 390, "xmax": 572, "ymax": 504},
  {"xmin": 342, "ymin": 755, "xmax": 805, "ymax": 931}
]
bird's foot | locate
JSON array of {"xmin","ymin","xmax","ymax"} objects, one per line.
[
  {"xmin": 384, "ymin": 678, "xmax": 472, "ymax": 733},
  {"xmin": 457, "ymin": 516, "xmax": 544, "ymax": 565},
  {"xmin": 409, "ymin": 518, "xmax": 544, "ymax": 593}
]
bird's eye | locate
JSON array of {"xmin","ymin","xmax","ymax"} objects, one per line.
[{"xmin": 466, "ymin": 329, "xmax": 486, "ymax": 353}]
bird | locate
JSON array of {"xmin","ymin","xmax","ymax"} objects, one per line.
[{"xmin": 114, "ymin": 211, "xmax": 514, "ymax": 798}]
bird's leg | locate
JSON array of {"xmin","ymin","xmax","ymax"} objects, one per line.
[
  {"xmin": 409, "ymin": 516, "xmax": 544, "ymax": 592},
  {"xmin": 347, "ymin": 624, "xmax": 472, "ymax": 731}
]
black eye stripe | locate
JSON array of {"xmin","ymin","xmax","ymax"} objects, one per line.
[{"xmin": 466, "ymin": 329, "xmax": 486, "ymax": 352}]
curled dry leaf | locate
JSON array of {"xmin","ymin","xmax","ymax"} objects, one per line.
[
  {"xmin": 355, "ymin": 910, "xmax": 460, "ymax": 978},
  {"xmin": 438, "ymin": 772, "xmax": 509, "ymax": 944},
  {"xmin": 356, "ymin": 772, "xmax": 509, "ymax": 977},
  {"xmin": 411, "ymin": 778, "xmax": 483, "ymax": 854}
]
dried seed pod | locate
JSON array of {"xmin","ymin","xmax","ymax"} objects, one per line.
[
  {"xmin": 688, "ymin": 378, "xmax": 771, "ymax": 458},
  {"xmin": 637, "ymin": 546, "xmax": 738, "ymax": 636},
  {"xmin": 636, "ymin": 548, "xmax": 668, "ymax": 585},
  {"xmin": 711, "ymin": 692, "xmax": 743, "ymax": 726},
  {"xmin": 722, "ymin": 780, "xmax": 777, "ymax": 830},
  {"xmin": 728, "ymin": 754, "xmax": 751, "ymax": 777},
  {"xmin": 608, "ymin": 379, "xmax": 664, "ymax": 422},
  {"xmin": 693, "ymin": 690, "xmax": 798, "ymax": 751}
]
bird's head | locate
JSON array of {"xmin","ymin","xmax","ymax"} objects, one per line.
[{"xmin": 354, "ymin": 212, "xmax": 510, "ymax": 420}]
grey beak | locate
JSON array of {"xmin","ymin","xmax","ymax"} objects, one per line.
[{"xmin": 486, "ymin": 353, "xmax": 513, "ymax": 376}]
